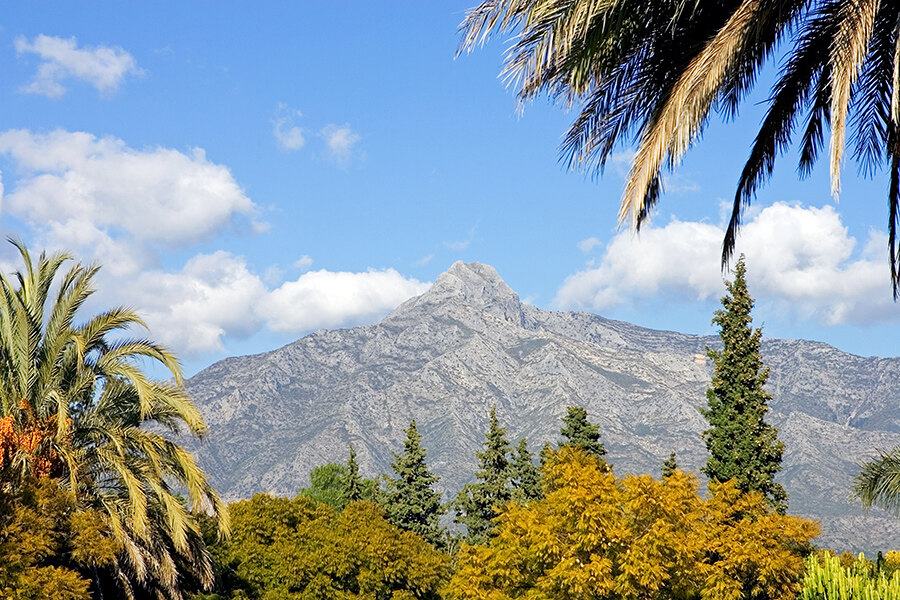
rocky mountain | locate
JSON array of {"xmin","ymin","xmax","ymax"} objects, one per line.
[{"xmin": 185, "ymin": 261, "xmax": 900, "ymax": 552}]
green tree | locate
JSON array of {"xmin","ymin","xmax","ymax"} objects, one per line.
[
  {"xmin": 510, "ymin": 438, "xmax": 542, "ymax": 502},
  {"xmin": 453, "ymin": 406, "xmax": 513, "ymax": 544},
  {"xmin": 0, "ymin": 242, "xmax": 228, "ymax": 599},
  {"xmin": 205, "ymin": 494, "xmax": 449, "ymax": 600},
  {"xmin": 661, "ymin": 452, "xmax": 679, "ymax": 479},
  {"xmin": 559, "ymin": 406, "xmax": 606, "ymax": 458},
  {"xmin": 702, "ymin": 256, "xmax": 787, "ymax": 513},
  {"xmin": 344, "ymin": 445, "xmax": 363, "ymax": 504},
  {"xmin": 459, "ymin": 1, "xmax": 900, "ymax": 295},
  {"xmin": 301, "ymin": 463, "xmax": 349, "ymax": 510},
  {"xmin": 384, "ymin": 420, "xmax": 445, "ymax": 547}
]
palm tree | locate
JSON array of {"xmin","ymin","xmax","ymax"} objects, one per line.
[
  {"xmin": 459, "ymin": 0, "xmax": 900, "ymax": 295},
  {"xmin": 854, "ymin": 449, "xmax": 900, "ymax": 514},
  {"xmin": 0, "ymin": 240, "xmax": 228, "ymax": 600}
]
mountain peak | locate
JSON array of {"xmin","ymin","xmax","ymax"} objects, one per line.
[{"xmin": 388, "ymin": 261, "xmax": 523, "ymax": 323}]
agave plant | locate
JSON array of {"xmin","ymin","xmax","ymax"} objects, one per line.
[
  {"xmin": 0, "ymin": 240, "xmax": 228, "ymax": 599},
  {"xmin": 460, "ymin": 0, "xmax": 900, "ymax": 295}
]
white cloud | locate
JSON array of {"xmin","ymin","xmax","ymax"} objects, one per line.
[
  {"xmin": 577, "ymin": 237, "xmax": 602, "ymax": 253},
  {"xmin": 273, "ymin": 104, "xmax": 305, "ymax": 151},
  {"xmin": 111, "ymin": 253, "xmax": 429, "ymax": 355},
  {"xmin": 15, "ymin": 35, "xmax": 141, "ymax": 98},
  {"xmin": 294, "ymin": 255, "xmax": 314, "ymax": 270},
  {"xmin": 320, "ymin": 124, "xmax": 360, "ymax": 162},
  {"xmin": 121, "ymin": 252, "xmax": 267, "ymax": 354},
  {"xmin": 555, "ymin": 203, "xmax": 898, "ymax": 326},
  {"xmin": 0, "ymin": 129, "xmax": 262, "ymax": 273},
  {"xmin": 260, "ymin": 268, "xmax": 430, "ymax": 333}
]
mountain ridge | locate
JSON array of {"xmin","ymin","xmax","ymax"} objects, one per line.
[{"xmin": 184, "ymin": 260, "xmax": 900, "ymax": 552}]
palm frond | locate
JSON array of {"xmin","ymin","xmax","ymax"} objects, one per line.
[{"xmin": 854, "ymin": 447, "xmax": 900, "ymax": 514}]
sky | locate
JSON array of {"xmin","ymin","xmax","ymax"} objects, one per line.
[{"xmin": 1, "ymin": 2, "xmax": 898, "ymax": 376}]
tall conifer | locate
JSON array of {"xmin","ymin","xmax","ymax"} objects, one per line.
[
  {"xmin": 453, "ymin": 406, "xmax": 513, "ymax": 544},
  {"xmin": 384, "ymin": 420, "xmax": 445, "ymax": 546},
  {"xmin": 343, "ymin": 444, "xmax": 363, "ymax": 504},
  {"xmin": 702, "ymin": 256, "xmax": 787, "ymax": 513},
  {"xmin": 661, "ymin": 452, "xmax": 678, "ymax": 479},
  {"xmin": 510, "ymin": 437, "xmax": 542, "ymax": 502},
  {"xmin": 559, "ymin": 406, "xmax": 606, "ymax": 458}
]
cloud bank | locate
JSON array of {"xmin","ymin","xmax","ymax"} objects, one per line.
[{"xmin": 555, "ymin": 203, "xmax": 897, "ymax": 326}]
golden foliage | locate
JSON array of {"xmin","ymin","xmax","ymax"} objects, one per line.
[{"xmin": 447, "ymin": 446, "xmax": 819, "ymax": 600}]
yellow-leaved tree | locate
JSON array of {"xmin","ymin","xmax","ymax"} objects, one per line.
[{"xmin": 446, "ymin": 446, "xmax": 819, "ymax": 600}]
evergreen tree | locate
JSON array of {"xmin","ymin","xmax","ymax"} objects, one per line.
[
  {"xmin": 661, "ymin": 452, "xmax": 678, "ymax": 479},
  {"xmin": 343, "ymin": 444, "xmax": 363, "ymax": 504},
  {"xmin": 559, "ymin": 406, "xmax": 606, "ymax": 458},
  {"xmin": 510, "ymin": 437, "xmax": 542, "ymax": 502},
  {"xmin": 453, "ymin": 406, "xmax": 513, "ymax": 544},
  {"xmin": 384, "ymin": 420, "xmax": 445, "ymax": 547},
  {"xmin": 301, "ymin": 463, "xmax": 348, "ymax": 509},
  {"xmin": 702, "ymin": 256, "xmax": 787, "ymax": 513}
]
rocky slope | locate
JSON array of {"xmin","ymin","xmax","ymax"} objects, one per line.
[{"xmin": 185, "ymin": 261, "xmax": 900, "ymax": 551}]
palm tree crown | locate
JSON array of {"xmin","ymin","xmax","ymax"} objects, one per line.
[
  {"xmin": 0, "ymin": 240, "xmax": 228, "ymax": 600},
  {"xmin": 460, "ymin": 0, "xmax": 900, "ymax": 295}
]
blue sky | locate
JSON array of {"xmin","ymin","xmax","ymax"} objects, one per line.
[{"xmin": 1, "ymin": 2, "xmax": 898, "ymax": 375}]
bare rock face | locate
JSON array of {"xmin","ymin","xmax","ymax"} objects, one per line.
[{"xmin": 185, "ymin": 261, "xmax": 900, "ymax": 552}]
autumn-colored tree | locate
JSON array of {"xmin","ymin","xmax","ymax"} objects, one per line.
[
  {"xmin": 446, "ymin": 446, "xmax": 819, "ymax": 600},
  {"xmin": 201, "ymin": 493, "xmax": 448, "ymax": 600},
  {"xmin": 0, "ymin": 478, "xmax": 119, "ymax": 600}
]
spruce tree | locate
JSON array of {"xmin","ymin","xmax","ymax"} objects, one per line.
[
  {"xmin": 510, "ymin": 437, "xmax": 542, "ymax": 502},
  {"xmin": 559, "ymin": 406, "xmax": 606, "ymax": 458},
  {"xmin": 702, "ymin": 256, "xmax": 787, "ymax": 513},
  {"xmin": 453, "ymin": 406, "xmax": 513, "ymax": 544},
  {"xmin": 384, "ymin": 420, "xmax": 445, "ymax": 546},
  {"xmin": 661, "ymin": 452, "xmax": 678, "ymax": 479}
]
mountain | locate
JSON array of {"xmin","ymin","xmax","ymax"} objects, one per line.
[{"xmin": 185, "ymin": 261, "xmax": 900, "ymax": 552}]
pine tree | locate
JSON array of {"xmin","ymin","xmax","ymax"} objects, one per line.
[
  {"xmin": 343, "ymin": 444, "xmax": 363, "ymax": 504},
  {"xmin": 453, "ymin": 406, "xmax": 513, "ymax": 544},
  {"xmin": 702, "ymin": 256, "xmax": 787, "ymax": 513},
  {"xmin": 510, "ymin": 438, "xmax": 542, "ymax": 502},
  {"xmin": 384, "ymin": 420, "xmax": 445, "ymax": 546},
  {"xmin": 661, "ymin": 452, "xmax": 678, "ymax": 479},
  {"xmin": 559, "ymin": 406, "xmax": 606, "ymax": 458}
]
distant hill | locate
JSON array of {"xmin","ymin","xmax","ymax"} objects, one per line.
[{"xmin": 185, "ymin": 261, "xmax": 900, "ymax": 552}]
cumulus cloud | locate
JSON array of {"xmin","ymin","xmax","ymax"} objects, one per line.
[
  {"xmin": 113, "ymin": 253, "xmax": 429, "ymax": 354},
  {"xmin": 273, "ymin": 104, "xmax": 305, "ymax": 151},
  {"xmin": 121, "ymin": 252, "xmax": 268, "ymax": 354},
  {"xmin": 0, "ymin": 129, "xmax": 262, "ymax": 273},
  {"xmin": 261, "ymin": 269, "xmax": 430, "ymax": 333},
  {"xmin": 15, "ymin": 35, "xmax": 141, "ymax": 98},
  {"xmin": 320, "ymin": 124, "xmax": 360, "ymax": 162},
  {"xmin": 555, "ymin": 203, "xmax": 897, "ymax": 326}
]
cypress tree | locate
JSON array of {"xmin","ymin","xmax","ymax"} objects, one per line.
[
  {"xmin": 384, "ymin": 420, "xmax": 445, "ymax": 546},
  {"xmin": 559, "ymin": 406, "xmax": 606, "ymax": 458},
  {"xmin": 343, "ymin": 445, "xmax": 363, "ymax": 504},
  {"xmin": 702, "ymin": 256, "xmax": 787, "ymax": 513},
  {"xmin": 661, "ymin": 452, "xmax": 678, "ymax": 479},
  {"xmin": 453, "ymin": 406, "xmax": 513, "ymax": 544},
  {"xmin": 510, "ymin": 437, "xmax": 542, "ymax": 502}
]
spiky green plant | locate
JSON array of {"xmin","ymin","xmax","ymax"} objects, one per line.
[
  {"xmin": 801, "ymin": 552, "xmax": 900, "ymax": 600},
  {"xmin": 460, "ymin": 0, "xmax": 900, "ymax": 296},
  {"xmin": 0, "ymin": 240, "xmax": 227, "ymax": 600}
]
